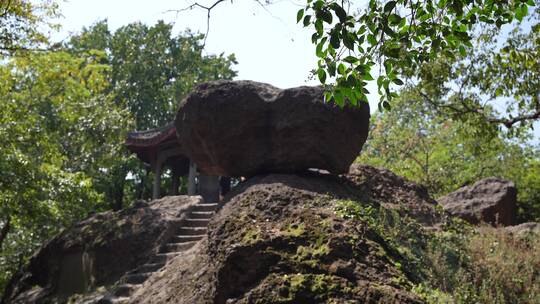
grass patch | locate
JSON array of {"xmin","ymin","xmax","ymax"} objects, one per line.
[{"xmin": 333, "ymin": 199, "xmax": 540, "ymax": 303}]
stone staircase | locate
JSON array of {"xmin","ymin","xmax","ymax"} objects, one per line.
[{"xmin": 98, "ymin": 202, "xmax": 218, "ymax": 304}]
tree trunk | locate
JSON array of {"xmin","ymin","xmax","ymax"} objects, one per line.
[
  {"xmin": 136, "ymin": 168, "xmax": 150, "ymax": 200},
  {"xmin": 112, "ymin": 166, "xmax": 127, "ymax": 211},
  {"xmin": 0, "ymin": 216, "xmax": 11, "ymax": 251}
]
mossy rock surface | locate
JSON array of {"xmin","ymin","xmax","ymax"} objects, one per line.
[{"xmin": 131, "ymin": 166, "xmax": 438, "ymax": 303}]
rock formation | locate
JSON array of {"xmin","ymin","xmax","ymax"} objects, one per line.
[
  {"xmin": 438, "ymin": 177, "xmax": 517, "ymax": 226},
  {"xmin": 128, "ymin": 165, "xmax": 439, "ymax": 304},
  {"xmin": 2, "ymin": 196, "xmax": 202, "ymax": 303},
  {"xmin": 174, "ymin": 81, "xmax": 370, "ymax": 177},
  {"xmin": 3, "ymin": 165, "xmax": 440, "ymax": 304},
  {"xmin": 506, "ymin": 222, "xmax": 540, "ymax": 236}
]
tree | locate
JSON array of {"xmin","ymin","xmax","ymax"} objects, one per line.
[
  {"xmin": 409, "ymin": 5, "xmax": 540, "ymax": 134},
  {"xmin": 0, "ymin": 17, "xmax": 238, "ymax": 294},
  {"xmin": 65, "ymin": 20, "xmax": 238, "ymax": 207},
  {"xmin": 299, "ymin": 0, "xmax": 536, "ymax": 109},
  {"xmin": 173, "ymin": 0, "xmax": 536, "ymax": 120},
  {"xmin": 358, "ymin": 87, "xmax": 540, "ymax": 222},
  {"xmin": 0, "ymin": 0, "xmax": 59, "ymax": 53},
  {"xmin": 0, "ymin": 50, "xmax": 129, "ymax": 292},
  {"xmin": 67, "ymin": 20, "xmax": 237, "ymax": 130}
]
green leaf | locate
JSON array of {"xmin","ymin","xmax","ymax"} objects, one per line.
[
  {"xmin": 515, "ymin": 5, "xmax": 526, "ymax": 22},
  {"xmin": 384, "ymin": 1, "xmax": 396, "ymax": 13},
  {"xmin": 344, "ymin": 56, "xmax": 358, "ymax": 64},
  {"xmin": 330, "ymin": 3, "xmax": 348, "ymax": 22},
  {"xmin": 314, "ymin": 0, "xmax": 324, "ymax": 10},
  {"xmin": 388, "ymin": 14, "xmax": 402, "ymax": 26},
  {"xmin": 315, "ymin": 19, "xmax": 324, "ymax": 34},
  {"xmin": 338, "ymin": 63, "xmax": 346, "ymax": 75},
  {"xmin": 459, "ymin": 45, "xmax": 466, "ymax": 56},
  {"xmin": 316, "ymin": 37, "xmax": 327, "ymax": 57},
  {"xmin": 321, "ymin": 10, "xmax": 333, "ymax": 24},
  {"xmin": 334, "ymin": 90, "xmax": 344, "ymax": 107},
  {"xmin": 367, "ymin": 34, "xmax": 377, "ymax": 46},
  {"xmin": 392, "ymin": 78, "xmax": 404, "ymax": 85},
  {"xmin": 363, "ymin": 71, "xmax": 374, "ymax": 81},
  {"xmin": 328, "ymin": 61, "xmax": 336, "ymax": 76},
  {"xmin": 303, "ymin": 15, "xmax": 312, "ymax": 27},
  {"xmin": 324, "ymin": 91, "xmax": 333, "ymax": 103},
  {"xmin": 437, "ymin": 0, "xmax": 447, "ymax": 9},
  {"xmin": 317, "ymin": 68, "xmax": 327, "ymax": 83},
  {"xmin": 330, "ymin": 31, "xmax": 341, "ymax": 49},
  {"xmin": 297, "ymin": 9, "xmax": 304, "ymax": 23},
  {"xmin": 343, "ymin": 32, "xmax": 355, "ymax": 50}
]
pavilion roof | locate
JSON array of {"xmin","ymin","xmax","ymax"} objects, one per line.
[
  {"xmin": 125, "ymin": 122, "xmax": 182, "ymax": 165},
  {"xmin": 125, "ymin": 122, "xmax": 177, "ymax": 148}
]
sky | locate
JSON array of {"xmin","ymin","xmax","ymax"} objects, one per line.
[
  {"xmin": 54, "ymin": 0, "xmax": 380, "ymax": 111},
  {"xmin": 53, "ymin": 0, "xmax": 538, "ymax": 142},
  {"xmin": 55, "ymin": 0, "xmax": 321, "ymax": 88}
]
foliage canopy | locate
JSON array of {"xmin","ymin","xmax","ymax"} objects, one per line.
[{"xmin": 299, "ymin": 0, "xmax": 536, "ymax": 111}]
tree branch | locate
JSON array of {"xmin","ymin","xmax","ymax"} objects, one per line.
[
  {"xmin": 419, "ymin": 90, "xmax": 540, "ymax": 129},
  {"xmin": 486, "ymin": 109, "xmax": 540, "ymax": 128},
  {"xmin": 165, "ymin": 0, "xmax": 229, "ymax": 48}
]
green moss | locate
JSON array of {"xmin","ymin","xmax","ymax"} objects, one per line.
[
  {"xmin": 276, "ymin": 273, "xmax": 346, "ymax": 301},
  {"xmin": 242, "ymin": 226, "xmax": 262, "ymax": 244},
  {"xmin": 281, "ymin": 223, "xmax": 305, "ymax": 237},
  {"xmin": 411, "ymin": 284, "xmax": 454, "ymax": 303},
  {"xmin": 295, "ymin": 242, "xmax": 329, "ymax": 260}
]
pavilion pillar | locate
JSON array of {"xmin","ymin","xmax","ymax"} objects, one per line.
[
  {"xmin": 199, "ymin": 175, "xmax": 220, "ymax": 203},
  {"xmin": 152, "ymin": 161, "xmax": 163, "ymax": 200},
  {"xmin": 187, "ymin": 161, "xmax": 197, "ymax": 196},
  {"xmin": 171, "ymin": 168, "xmax": 180, "ymax": 195},
  {"xmin": 220, "ymin": 176, "xmax": 231, "ymax": 196}
]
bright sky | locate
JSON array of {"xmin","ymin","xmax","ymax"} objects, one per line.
[
  {"xmin": 54, "ymin": 0, "xmax": 381, "ymax": 109},
  {"xmin": 56, "ymin": 0, "xmax": 319, "ymax": 87}
]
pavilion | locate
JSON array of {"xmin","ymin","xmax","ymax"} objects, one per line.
[{"xmin": 125, "ymin": 123, "xmax": 224, "ymax": 202}]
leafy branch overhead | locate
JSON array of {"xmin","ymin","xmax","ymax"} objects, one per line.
[{"xmin": 298, "ymin": 0, "xmax": 535, "ymax": 109}]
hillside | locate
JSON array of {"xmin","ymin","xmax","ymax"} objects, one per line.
[{"xmin": 3, "ymin": 165, "xmax": 538, "ymax": 303}]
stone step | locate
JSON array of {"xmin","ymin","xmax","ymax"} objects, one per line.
[
  {"xmin": 177, "ymin": 226, "xmax": 207, "ymax": 236},
  {"xmin": 171, "ymin": 235, "xmax": 203, "ymax": 243},
  {"xmin": 190, "ymin": 211, "xmax": 214, "ymax": 219},
  {"xmin": 130, "ymin": 262, "xmax": 164, "ymax": 274},
  {"xmin": 97, "ymin": 296, "xmax": 130, "ymax": 304},
  {"xmin": 150, "ymin": 252, "xmax": 180, "ymax": 263},
  {"xmin": 193, "ymin": 203, "xmax": 218, "ymax": 212},
  {"xmin": 120, "ymin": 272, "xmax": 152, "ymax": 285},
  {"xmin": 160, "ymin": 241, "xmax": 197, "ymax": 253},
  {"xmin": 184, "ymin": 218, "xmax": 211, "ymax": 227},
  {"xmin": 112, "ymin": 283, "xmax": 141, "ymax": 297}
]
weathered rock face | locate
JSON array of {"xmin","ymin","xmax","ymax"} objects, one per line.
[
  {"xmin": 129, "ymin": 165, "xmax": 439, "ymax": 304},
  {"xmin": 2, "ymin": 196, "xmax": 200, "ymax": 304},
  {"xmin": 506, "ymin": 222, "xmax": 540, "ymax": 236},
  {"xmin": 347, "ymin": 165, "xmax": 440, "ymax": 227},
  {"xmin": 174, "ymin": 80, "xmax": 370, "ymax": 177},
  {"xmin": 438, "ymin": 178, "xmax": 517, "ymax": 226}
]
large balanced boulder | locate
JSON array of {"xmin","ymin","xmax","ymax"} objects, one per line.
[
  {"xmin": 438, "ymin": 178, "xmax": 517, "ymax": 226},
  {"xmin": 2, "ymin": 196, "xmax": 200, "ymax": 304},
  {"xmin": 174, "ymin": 80, "xmax": 370, "ymax": 177}
]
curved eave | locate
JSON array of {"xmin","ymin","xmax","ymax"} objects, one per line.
[
  {"xmin": 125, "ymin": 122, "xmax": 182, "ymax": 164},
  {"xmin": 125, "ymin": 122, "xmax": 177, "ymax": 148}
]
